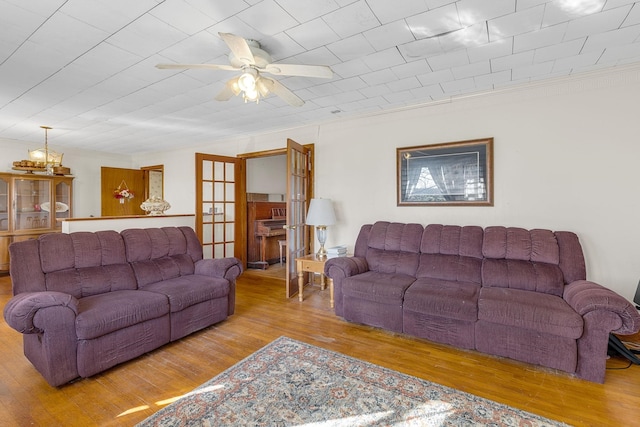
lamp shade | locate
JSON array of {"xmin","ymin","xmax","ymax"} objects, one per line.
[{"xmin": 306, "ymin": 198, "xmax": 336, "ymax": 226}]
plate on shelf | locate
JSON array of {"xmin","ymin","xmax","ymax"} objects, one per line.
[{"xmin": 41, "ymin": 202, "xmax": 69, "ymax": 213}]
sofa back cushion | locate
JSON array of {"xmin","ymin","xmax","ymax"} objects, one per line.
[
  {"xmin": 39, "ymin": 231, "xmax": 137, "ymax": 298},
  {"xmin": 122, "ymin": 227, "xmax": 200, "ymax": 287},
  {"xmin": 417, "ymin": 224, "xmax": 483, "ymax": 283},
  {"xmin": 481, "ymin": 227, "xmax": 565, "ymax": 296},
  {"xmin": 364, "ymin": 221, "xmax": 423, "ymax": 276}
]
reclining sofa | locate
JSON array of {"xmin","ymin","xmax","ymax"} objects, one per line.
[
  {"xmin": 324, "ymin": 221, "xmax": 640, "ymax": 383},
  {"xmin": 3, "ymin": 226, "xmax": 242, "ymax": 387}
]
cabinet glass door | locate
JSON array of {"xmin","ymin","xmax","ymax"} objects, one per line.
[
  {"xmin": 55, "ymin": 180, "xmax": 72, "ymax": 229},
  {"xmin": 14, "ymin": 178, "xmax": 51, "ymax": 231},
  {"xmin": 0, "ymin": 176, "xmax": 8, "ymax": 232}
]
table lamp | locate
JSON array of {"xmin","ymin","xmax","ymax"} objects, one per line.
[{"xmin": 306, "ymin": 198, "xmax": 336, "ymax": 257}]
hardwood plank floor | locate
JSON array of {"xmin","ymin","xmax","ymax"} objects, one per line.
[{"xmin": 1, "ymin": 269, "xmax": 639, "ymax": 426}]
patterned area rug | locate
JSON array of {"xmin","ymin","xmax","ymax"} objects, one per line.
[{"xmin": 137, "ymin": 336, "xmax": 568, "ymax": 426}]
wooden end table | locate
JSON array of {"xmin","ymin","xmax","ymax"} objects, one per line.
[{"xmin": 296, "ymin": 253, "xmax": 341, "ymax": 307}]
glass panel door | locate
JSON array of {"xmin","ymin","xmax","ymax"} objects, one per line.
[
  {"xmin": 14, "ymin": 177, "xmax": 50, "ymax": 231},
  {"xmin": 196, "ymin": 153, "xmax": 242, "ymax": 260},
  {"xmin": 285, "ymin": 139, "xmax": 311, "ymax": 298},
  {"xmin": 0, "ymin": 176, "xmax": 8, "ymax": 232},
  {"xmin": 54, "ymin": 179, "xmax": 72, "ymax": 229}
]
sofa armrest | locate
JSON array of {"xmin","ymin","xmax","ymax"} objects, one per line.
[
  {"xmin": 195, "ymin": 257, "xmax": 243, "ymax": 282},
  {"xmin": 564, "ymin": 280, "xmax": 640, "ymax": 335},
  {"xmin": 3, "ymin": 291, "xmax": 79, "ymax": 334},
  {"xmin": 324, "ymin": 256, "xmax": 369, "ymax": 317}
]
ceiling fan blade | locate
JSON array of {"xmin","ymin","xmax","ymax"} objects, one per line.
[
  {"xmin": 156, "ymin": 63, "xmax": 238, "ymax": 71},
  {"xmin": 261, "ymin": 78, "xmax": 304, "ymax": 107},
  {"xmin": 264, "ymin": 63, "xmax": 333, "ymax": 79},
  {"xmin": 215, "ymin": 77, "xmax": 240, "ymax": 101},
  {"xmin": 218, "ymin": 32, "xmax": 255, "ymax": 65}
]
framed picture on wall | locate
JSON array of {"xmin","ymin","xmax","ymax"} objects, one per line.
[{"xmin": 397, "ymin": 138, "xmax": 493, "ymax": 206}]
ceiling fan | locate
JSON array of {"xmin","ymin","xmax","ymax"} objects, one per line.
[{"xmin": 156, "ymin": 32, "xmax": 333, "ymax": 106}]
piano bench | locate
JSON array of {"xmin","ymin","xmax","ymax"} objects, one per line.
[{"xmin": 278, "ymin": 239, "xmax": 286, "ymax": 265}]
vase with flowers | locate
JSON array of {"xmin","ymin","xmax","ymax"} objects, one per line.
[{"xmin": 114, "ymin": 180, "xmax": 134, "ymax": 204}]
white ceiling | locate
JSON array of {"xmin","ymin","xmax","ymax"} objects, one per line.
[{"xmin": 1, "ymin": 0, "xmax": 639, "ymax": 155}]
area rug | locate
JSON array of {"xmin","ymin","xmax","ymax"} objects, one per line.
[{"xmin": 137, "ymin": 336, "xmax": 568, "ymax": 426}]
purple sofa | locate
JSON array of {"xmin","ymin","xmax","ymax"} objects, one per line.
[
  {"xmin": 3, "ymin": 226, "xmax": 242, "ymax": 387},
  {"xmin": 325, "ymin": 221, "xmax": 640, "ymax": 383}
]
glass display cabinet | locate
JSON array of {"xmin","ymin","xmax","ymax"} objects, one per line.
[{"xmin": 0, "ymin": 172, "xmax": 73, "ymax": 271}]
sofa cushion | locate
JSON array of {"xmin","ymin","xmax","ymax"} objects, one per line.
[
  {"xmin": 404, "ymin": 279, "xmax": 479, "ymax": 322},
  {"xmin": 482, "ymin": 227, "xmax": 565, "ymax": 296},
  {"xmin": 76, "ymin": 290, "xmax": 169, "ymax": 340},
  {"xmin": 478, "ymin": 287, "xmax": 583, "ymax": 339},
  {"xmin": 420, "ymin": 224, "xmax": 483, "ymax": 258},
  {"xmin": 130, "ymin": 255, "xmax": 196, "ymax": 287},
  {"xmin": 342, "ymin": 271, "xmax": 415, "ymax": 304},
  {"xmin": 141, "ymin": 275, "xmax": 230, "ymax": 313},
  {"xmin": 46, "ymin": 264, "xmax": 138, "ymax": 298},
  {"xmin": 365, "ymin": 222, "xmax": 422, "ymax": 276}
]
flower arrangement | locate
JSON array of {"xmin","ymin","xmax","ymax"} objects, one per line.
[{"xmin": 114, "ymin": 180, "xmax": 134, "ymax": 203}]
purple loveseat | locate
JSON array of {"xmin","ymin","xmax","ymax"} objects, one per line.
[
  {"xmin": 3, "ymin": 226, "xmax": 242, "ymax": 387},
  {"xmin": 324, "ymin": 221, "xmax": 640, "ymax": 383}
]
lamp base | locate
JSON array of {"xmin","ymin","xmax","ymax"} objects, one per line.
[{"xmin": 316, "ymin": 225, "xmax": 328, "ymax": 258}]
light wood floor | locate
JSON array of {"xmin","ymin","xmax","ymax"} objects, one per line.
[{"xmin": 1, "ymin": 269, "xmax": 639, "ymax": 427}]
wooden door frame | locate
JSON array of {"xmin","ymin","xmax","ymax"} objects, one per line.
[{"xmin": 237, "ymin": 144, "xmax": 314, "ymax": 274}]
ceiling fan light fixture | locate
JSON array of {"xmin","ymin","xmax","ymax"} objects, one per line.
[{"xmin": 237, "ymin": 68, "xmax": 257, "ymax": 92}]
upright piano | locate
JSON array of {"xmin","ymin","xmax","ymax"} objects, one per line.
[{"xmin": 254, "ymin": 218, "xmax": 286, "ymax": 268}]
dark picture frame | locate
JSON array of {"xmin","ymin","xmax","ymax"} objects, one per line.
[{"xmin": 397, "ymin": 138, "xmax": 493, "ymax": 206}]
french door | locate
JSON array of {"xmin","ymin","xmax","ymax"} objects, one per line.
[
  {"xmin": 195, "ymin": 153, "xmax": 245, "ymax": 263},
  {"xmin": 285, "ymin": 139, "xmax": 313, "ymax": 298}
]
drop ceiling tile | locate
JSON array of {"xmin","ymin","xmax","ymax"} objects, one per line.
[
  {"xmin": 61, "ymin": 0, "xmax": 161, "ymax": 33},
  {"xmin": 363, "ymin": 19, "xmax": 415, "ymax": 51},
  {"xmin": 427, "ymin": 49, "xmax": 469, "ymax": 71},
  {"xmin": 4, "ymin": 0, "xmax": 67, "ymax": 17},
  {"xmin": 364, "ymin": 0, "xmax": 429, "ymax": 25},
  {"xmin": 391, "ymin": 59, "xmax": 431, "ymax": 79},
  {"xmin": 564, "ymin": 5, "xmax": 633, "ymax": 40},
  {"xmin": 387, "ymin": 76, "xmax": 422, "ymax": 92},
  {"xmin": 552, "ymin": 50, "xmax": 602, "ymax": 72},
  {"xmin": 410, "ymin": 83, "xmax": 444, "ymax": 100},
  {"xmin": 29, "ymin": 12, "xmax": 109, "ymax": 62},
  {"xmin": 512, "ymin": 61, "xmax": 554, "ymax": 79},
  {"xmin": 474, "ymin": 69, "xmax": 511, "ymax": 86},
  {"xmin": 293, "ymin": 46, "xmax": 341, "ymax": 67},
  {"xmin": 441, "ymin": 76, "xmax": 476, "ymax": 93},
  {"xmin": 398, "ymin": 38, "xmax": 444, "ymax": 60},
  {"xmin": 451, "ymin": 60, "xmax": 491, "ymax": 79},
  {"xmin": 467, "ymin": 38, "xmax": 512, "ymax": 62},
  {"xmin": 534, "ymin": 38, "xmax": 584, "ymax": 63},
  {"xmin": 491, "ymin": 50, "xmax": 534, "ymax": 71},
  {"xmin": 362, "ymin": 48, "xmax": 406, "ymax": 71},
  {"xmin": 332, "ymin": 76, "xmax": 368, "ymax": 91},
  {"xmin": 259, "ymin": 32, "xmax": 306, "ymax": 61},
  {"xmin": 360, "ymin": 68, "xmax": 398, "ymax": 85},
  {"xmin": 598, "ymin": 40, "xmax": 640, "ymax": 62},
  {"xmin": 542, "ymin": 0, "xmax": 606, "ymax": 27},
  {"xmin": 150, "ymin": 0, "xmax": 216, "ymax": 35},
  {"xmin": 331, "ymin": 57, "xmax": 372, "ymax": 78},
  {"xmin": 416, "ymin": 68, "xmax": 455, "ymax": 86},
  {"xmin": 236, "ymin": 0, "xmax": 299, "ymax": 35},
  {"xmin": 456, "ymin": 0, "xmax": 515, "ymax": 26},
  {"xmin": 513, "ymin": 22, "xmax": 568, "ymax": 52},
  {"xmin": 186, "ymin": 0, "xmax": 249, "ymax": 22},
  {"xmin": 286, "ymin": 18, "xmax": 340, "ymax": 50},
  {"xmin": 359, "ymin": 83, "xmax": 393, "ymax": 98},
  {"xmin": 275, "ymin": 0, "xmax": 341, "ymax": 23},
  {"xmin": 326, "ymin": 34, "xmax": 376, "ymax": 61},
  {"xmin": 406, "ymin": 4, "xmax": 461, "ymax": 39},
  {"xmin": 107, "ymin": 13, "xmax": 188, "ymax": 57},
  {"xmin": 488, "ymin": 4, "xmax": 544, "ymax": 40},
  {"xmin": 157, "ymin": 31, "xmax": 225, "ymax": 63},
  {"xmin": 516, "ymin": 0, "xmax": 547, "ymax": 12},
  {"xmin": 622, "ymin": 4, "xmax": 640, "ymax": 26},
  {"xmin": 322, "ymin": 1, "xmax": 380, "ymax": 38},
  {"xmin": 585, "ymin": 25, "xmax": 640, "ymax": 53},
  {"xmin": 438, "ymin": 21, "xmax": 489, "ymax": 51}
]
